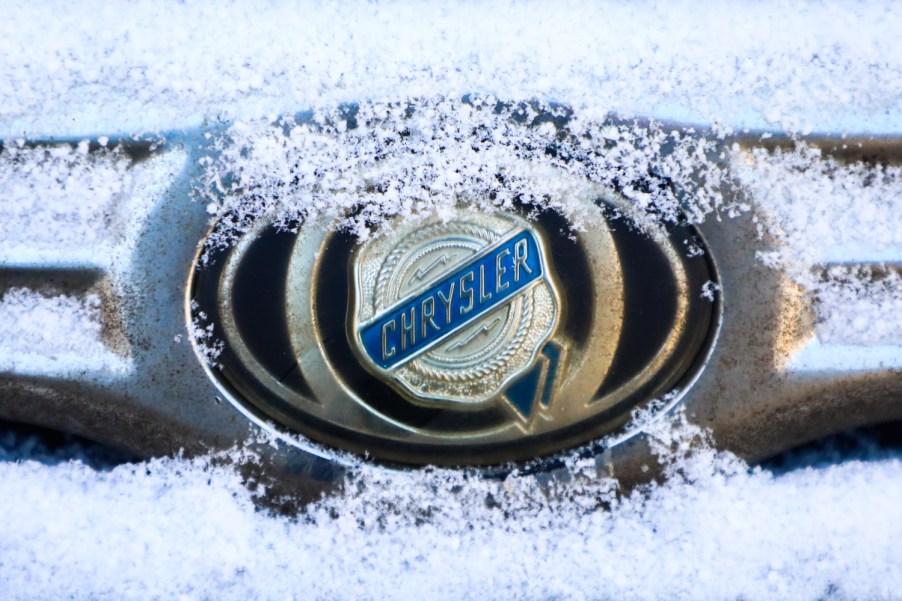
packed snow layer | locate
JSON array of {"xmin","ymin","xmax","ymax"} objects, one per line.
[
  {"xmin": 2, "ymin": 1, "xmax": 902, "ymax": 137},
  {"xmin": 0, "ymin": 142, "xmax": 187, "ymax": 270},
  {"xmin": 0, "ymin": 143, "xmax": 133, "ymax": 265},
  {"xmin": 2, "ymin": 415, "xmax": 902, "ymax": 601},
  {"xmin": 0, "ymin": 288, "xmax": 129, "ymax": 375},
  {"xmin": 735, "ymin": 144, "xmax": 902, "ymax": 267}
]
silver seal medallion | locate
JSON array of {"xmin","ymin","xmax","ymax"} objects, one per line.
[{"xmin": 350, "ymin": 212, "xmax": 561, "ymax": 420}]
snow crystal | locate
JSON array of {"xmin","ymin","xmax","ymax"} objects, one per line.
[
  {"xmin": 189, "ymin": 301, "xmax": 224, "ymax": 366},
  {"xmin": 700, "ymin": 281, "xmax": 720, "ymax": 302}
]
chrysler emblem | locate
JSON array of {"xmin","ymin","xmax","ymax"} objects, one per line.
[
  {"xmin": 189, "ymin": 180, "xmax": 720, "ymax": 465},
  {"xmin": 351, "ymin": 213, "xmax": 561, "ymax": 422}
]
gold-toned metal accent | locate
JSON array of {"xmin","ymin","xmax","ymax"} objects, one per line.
[
  {"xmin": 280, "ymin": 204, "xmax": 627, "ymax": 443},
  {"xmin": 773, "ymin": 276, "xmax": 817, "ymax": 369},
  {"xmin": 588, "ymin": 223, "xmax": 691, "ymax": 411}
]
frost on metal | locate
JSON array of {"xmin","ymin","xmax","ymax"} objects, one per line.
[{"xmin": 197, "ymin": 98, "xmax": 735, "ymax": 253}]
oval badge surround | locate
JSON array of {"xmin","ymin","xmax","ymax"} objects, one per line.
[{"xmin": 190, "ymin": 187, "xmax": 721, "ymax": 466}]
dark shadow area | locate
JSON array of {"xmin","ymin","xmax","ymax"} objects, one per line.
[
  {"xmin": 762, "ymin": 420, "xmax": 902, "ymax": 474},
  {"xmin": 0, "ymin": 421, "xmax": 139, "ymax": 471}
]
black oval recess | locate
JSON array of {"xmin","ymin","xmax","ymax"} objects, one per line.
[
  {"xmin": 595, "ymin": 215, "xmax": 715, "ymax": 407},
  {"xmin": 191, "ymin": 226, "xmax": 317, "ymax": 429},
  {"xmin": 190, "ymin": 204, "xmax": 718, "ymax": 466},
  {"xmin": 595, "ymin": 220, "xmax": 680, "ymax": 397},
  {"xmin": 535, "ymin": 206, "xmax": 595, "ymax": 348}
]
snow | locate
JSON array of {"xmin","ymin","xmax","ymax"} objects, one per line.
[
  {"xmin": 0, "ymin": 141, "xmax": 186, "ymax": 268},
  {"xmin": 2, "ymin": 414, "xmax": 902, "ymax": 600},
  {"xmin": 2, "ymin": 1, "xmax": 902, "ymax": 138},
  {"xmin": 733, "ymin": 144, "xmax": 902, "ymax": 347},
  {"xmin": 735, "ymin": 144, "xmax": 902, "ymax": 268},
  {"xmin": 197, "ymin": 101, "xmax": 735, "ymax": 249},
  {"xmin": 0, "ymin": 288, "xmax": 129, "ymax": 376},
  {"xmin": 0, "ymin": 143, "xmax": 133, "ymax": 266},
  {"xmin": 189, "ymin": 301, "xmax": 224, "ymax": 366},
  {"xmin": 1, "ymin": 1, "xmax": 901, "ymax": 599}
]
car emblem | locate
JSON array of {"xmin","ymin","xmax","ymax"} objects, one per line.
[
  {"xmin": 190, "ymin": 179, "xmax": 721, "ymax": 466},
  {"xmin": 350, "ymin": 212, "xmax": 561, "ymax": 423}
]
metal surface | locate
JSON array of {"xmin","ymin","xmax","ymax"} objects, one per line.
[{"xmin": 0, "ymin": 124, "xmax": 900, "ymax": 493}]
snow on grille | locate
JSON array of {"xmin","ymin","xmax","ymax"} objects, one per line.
[
  {"xmin": 0, "ymin": 143, "xmax": 133, "ymax": 265},
  {"xmin": 0, "ymin": 288, "xmax": 129, "ymax": 375},
  {"xmin": 733, "ymin": 144, "xmax": 902, "ymax": 347}
]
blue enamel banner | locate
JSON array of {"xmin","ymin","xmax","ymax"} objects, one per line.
[{"xmin": 359, "ymin": 229, "xmax": 544, "ymax": 369}]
